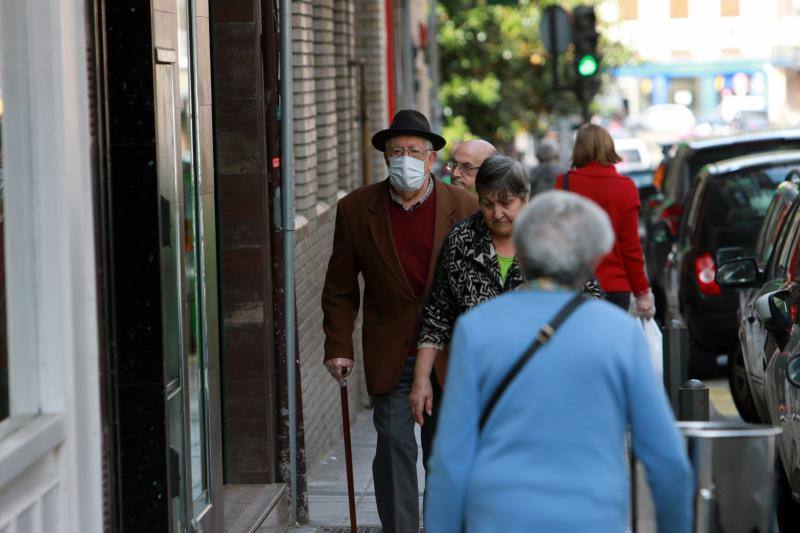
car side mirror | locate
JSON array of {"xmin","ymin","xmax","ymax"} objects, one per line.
[
  {"xmin": 755, "ymin": 290, "xmax": 792, "ymax": 348},
  {"xmin": 788, "ymin": 355, "xmax": 800, "ymax": 388},
  {"xmin": 715, "ymin": 257, "xmax": 761, "ymax": 288},
  {"xmin": 716, "ymin": 246, "xmax": 745, "ymax": 266},
  {"xmin": 651, "ymin": 220, "xmax": 673, "ymax": 244}
]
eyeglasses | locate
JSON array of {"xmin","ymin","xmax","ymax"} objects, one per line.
[
  {"xmin": 386, "ymin": 147, "xmax": 432, "ymax": 160},
  {"xmin": 445, "ymin": 160, "xmax": 480, "ymax": 175}
]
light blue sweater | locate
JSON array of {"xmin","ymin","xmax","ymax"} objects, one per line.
[{"xmin": 424, "ymin": 290, "xmax": 694, "ymax": 533}]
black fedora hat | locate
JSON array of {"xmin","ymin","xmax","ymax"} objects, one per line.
[{"xmin": 371, "ymin": 109, "xmax": 446, "ymax": 152}]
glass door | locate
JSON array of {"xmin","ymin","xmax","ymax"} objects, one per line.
[
  {"xmin": 155, "ymin": 55, "xmax": 189, "ymax": 532},
  {"xmin": 155, "ymin": 0, "xmax": 212, "ymax": 529},
  {"xmin": 176, "ymin": 0, "xmax": 211, "ymax": 518}
]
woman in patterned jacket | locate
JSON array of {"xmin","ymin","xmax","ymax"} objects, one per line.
[{"xmin": 410, "ymin": 155, "xmax": 603, "ymax": 426}]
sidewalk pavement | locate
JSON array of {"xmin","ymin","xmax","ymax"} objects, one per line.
[
  {"xmin": 292, "ymin": 409, "xmax": 423, "ymax": 532},
  {"xmin": 294, "ymin": 379, "xmax": 735, "ymax": 533}
]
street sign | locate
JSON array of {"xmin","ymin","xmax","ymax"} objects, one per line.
[{"xmin": 540, "ymin": 5, "xmax": 571, "ymax": 55}]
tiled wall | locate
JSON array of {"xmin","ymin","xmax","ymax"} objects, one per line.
[
  {"xmin": 212, "ymin": 0, "xmax": 280, "ymax": 483},
  {"xmin": 293, "ymin": 0, "xmax": 390, "ymax": 467}
]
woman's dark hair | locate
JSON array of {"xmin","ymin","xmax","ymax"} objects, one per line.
[
  {"xmin": 571, "ymin": 123, "xmax": 622, "ymax": 168},
  {"xmin": 475, "ymin": 155, "xmax": 530, "ymax": 201}
]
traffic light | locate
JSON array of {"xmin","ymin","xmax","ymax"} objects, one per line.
[{"xmin": 572, "ymin": 5, "xmax": 601, "ymax": 104}]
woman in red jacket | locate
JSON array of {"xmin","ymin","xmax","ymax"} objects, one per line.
[{"xmin": 556, "ymin": 124, "xmax": 655, "ymax": 318}]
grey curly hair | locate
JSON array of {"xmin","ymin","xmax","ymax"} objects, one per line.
[{"xmin": 513, "ymin": 190, "xmax": 614, "ymax": 288}]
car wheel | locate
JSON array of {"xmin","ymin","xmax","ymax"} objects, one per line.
[
  {"xmin": 689, "ymin": 337, "xmax": 718, "ymax": 378},
  {"xmin": 777, "ymin": 458, "xmax": 800, "ymax": 532},
  {"xmin": 727, "ymin": 343, "xmax": 760, "ymax": 423}
]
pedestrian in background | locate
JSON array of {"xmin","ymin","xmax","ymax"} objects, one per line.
[
  {"xmin": 529, "ymin": 136, "xmax": 563, "ymax": 197},
  {"xmin": 411, "ymin": 155, "xmax": 605, "ymax": 427},
  {"xmin": 410, "ymin": 155, "xmax": 528, "ymax": 426},
  {"xmin": 556, "ymin": 123, "xmax": 655, "ymax": 317},
  {"xmin": 445, "ymin": 139, "xmax": 497, "ymax": 193},
  {"xmin": 424, "ymin": 191, "xmax": 693, "ymax": 533},
  {"xmin": 321, "ymin": 109, "xmax": 477, "ymax": 533}
]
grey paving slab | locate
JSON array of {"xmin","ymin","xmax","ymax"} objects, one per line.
[
  {"xmin": 295, "ymin": 409, "xmax": 424, "ymax": 532},
  {"xmin": 296, "ymin": 407, "xmax": 668, "ymax": 533}
]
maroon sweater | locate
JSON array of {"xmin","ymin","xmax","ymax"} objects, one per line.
[
  {"xmin": 388, "ymin": 189, "xmax": 436, "ymax": 355},
  {"xmin": 387, "ymin": 189, "xmax": 437, "ymax": 299}
]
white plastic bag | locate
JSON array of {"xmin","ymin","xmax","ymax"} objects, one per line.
[{"xmin": 640, "ymin": 318, "xmax": 663, "ymax": 379}]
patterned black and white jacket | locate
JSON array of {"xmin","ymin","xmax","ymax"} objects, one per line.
[{"xmin": 417, "ymin": 212, "xmax": 604, "ymax": 350}]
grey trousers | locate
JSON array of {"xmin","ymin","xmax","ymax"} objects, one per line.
[{"xmin": 372, "ymin": 357, "xmax": 440, "ymax": 533}]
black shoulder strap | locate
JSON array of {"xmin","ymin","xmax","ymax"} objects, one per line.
[
  {"xmin": 478, "ymin": 292, "xmax": 587, "ymax": 432},
  {"xmin": 563, "ymin": 170, "xmax": 570, "ymax": 191}
]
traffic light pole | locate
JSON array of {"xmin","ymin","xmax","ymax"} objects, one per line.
[
  {"xmin": 581, "ymin": 100, "xmax": 590, "ymax": 123},
  {"xmin": 549, "ymin": 10, "xmax": 559, "ymax": 92}
]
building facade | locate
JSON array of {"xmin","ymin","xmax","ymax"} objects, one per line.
[
  {"xmin": 0, "ymin": 0, "xmax": 438, "ymax": 531},
  {"xmin": 602, "ymin": 0, "xmax": 800, "ymax": 124}
]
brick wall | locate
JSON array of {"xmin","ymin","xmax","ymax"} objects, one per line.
[
  {"xmin": 292, "ymin": 1, "xmax": 318, "ymax": 220},
  {"xmin": 355, "ymin": 0, "xmax": 389, "ymax": 184},
  {"xmin": 334, "ymin": 0, "xmax": 358, "ymax": 192},
  {"xmin": 293, "ymin": 0, "xmax": 432, "ymax": 469},
  {"xmin": 292, "ymin": 0, "xmax": 373, "ymax": 469}
]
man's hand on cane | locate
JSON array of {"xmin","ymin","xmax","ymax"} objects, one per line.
[{"xmin": 325, "ymin": 357, "xmax": 354, "ymax": 384}]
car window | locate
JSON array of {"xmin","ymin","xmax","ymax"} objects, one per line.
[
  {"xmin": 680, "ymin": 139, "xmax": 800, "ymax": 205},
  {"xmin": 695, "ymin": 166, "xmax": 791, "ymax": 251},
  {"xmin": 772, "ymin": 203, "xmax": 800, "ymax": 279},
  {"xmin": 618, "ymin": 148, "xmax": 642, "ymax": 165},
  {"xmin": 665, "ymin": 146, "xmax": 689, "ymax": 200},
  {"xmin": 683, "ymin": 176, "xmax": 706, "ymax": 238},
  {"xmin": 756, "ymin": 195, "xmax": 790, "ymax": 269}
]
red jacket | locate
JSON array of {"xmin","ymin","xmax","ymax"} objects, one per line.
[{"xmin": 555, "ymin": 163, "xmax": 650, "ymax": 296}]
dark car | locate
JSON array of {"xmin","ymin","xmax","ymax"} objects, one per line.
[
  {"xmin": 645, "ymin": 129, "xmax": 800, "ymax": 321},
  {"xmin": 661, "ymin": 151, "xmax": 800, "ymax": 375},
  {"xmin": 717, "ymin": 174, "xmax": 800, "ymax": 528},
  {"xmin": 724, "ymin": 175, "xmax": 800, "ymax": 423}
]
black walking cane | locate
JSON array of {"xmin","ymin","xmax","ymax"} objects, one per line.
[{"xmin": 340, "ymin": 368, "xmax": 358, "ymax": 532}]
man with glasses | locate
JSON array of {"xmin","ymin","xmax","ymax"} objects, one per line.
[
  {"xmin": 446, "ymin": 139, "xmax": 496, "ymax": 193},
  {"xmin": 322, "ymin": 110, "xmax": 476, "ymax": 533}
]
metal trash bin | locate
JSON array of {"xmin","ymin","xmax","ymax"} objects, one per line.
[{"xmin": 677, "ymin": 421, "xmax": 782, "ymax": 533}]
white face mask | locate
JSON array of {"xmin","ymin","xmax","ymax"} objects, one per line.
[{"xmin": 387, "ymin": 155, "xmax": 426, "ymax": 192}]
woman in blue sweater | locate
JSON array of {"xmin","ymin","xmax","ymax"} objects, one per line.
[{"xmin": 424, "ymin": 191, "xmax": 693, "ymax": 533}]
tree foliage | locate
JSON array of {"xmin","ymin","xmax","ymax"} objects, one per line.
[{"xmin": 438, "ymin": 0, "xmax": 632, "ymax": 149}]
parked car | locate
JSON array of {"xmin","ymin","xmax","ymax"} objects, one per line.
[
  {"xmin": 645, "ymin": 129, "xmax": 800, "ymax": 322},
  {"xmin": 629, "ymin": 103, "xmax": 696, "ymax": 134},
  {"xmin": 660, "ymin": 151, "xmax": 800, "ymax": 375},
  {"xmin": 614, "ymin": 138, "xmax": 657, "ymax": 205},
  {"xmin": 723, "ymin": 175, "xmax": 800, "ymax": 422},
  {"xmin": 614, "ymin": 137, "xmax": 651, "ymax": 173},
  {"xmin": 716, "ymin": 175, "xmax": 800, "ymax": 527}
]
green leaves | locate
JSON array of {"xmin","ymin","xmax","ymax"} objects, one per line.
[{"xmin": 437, "ymin": 1, "xmax": 630, "ymax": 146}]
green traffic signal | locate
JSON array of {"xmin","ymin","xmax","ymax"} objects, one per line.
[{"xmin": 577, "ymin": 54, "xmax": 599, "ymax": 77}]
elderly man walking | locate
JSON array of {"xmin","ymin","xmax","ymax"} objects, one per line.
[
  {"xmin": 446, "ymin": 139, "xmax": 496, "ymax": 193},
  {"xmin": 321, "ymin": 109, "xmax": 477, "ymax": 533}
]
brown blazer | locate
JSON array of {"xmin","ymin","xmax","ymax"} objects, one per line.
[{"xmin": 321, "ymin": 178, "xmax": 478, "ymax": 395}]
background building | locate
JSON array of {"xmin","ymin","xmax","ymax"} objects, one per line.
[{"xmin": 601, "ymin": 0, "xmax": 800, "ymax": 127}]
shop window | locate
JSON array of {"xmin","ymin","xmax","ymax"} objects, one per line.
[
  {"xmin": 176, "ymin": 0, "xmax": 210, "ymax": 511},
  {"xmin": 670, "ymin": 0, "xmax": 689, "ymax": 18},
  {"xmin": 721, "ymin": 0, "xmax": 740, "ymax": 16},
  {"xmin": 620, "ymin": 0, "xmax": 638, "ymax": 19}
]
